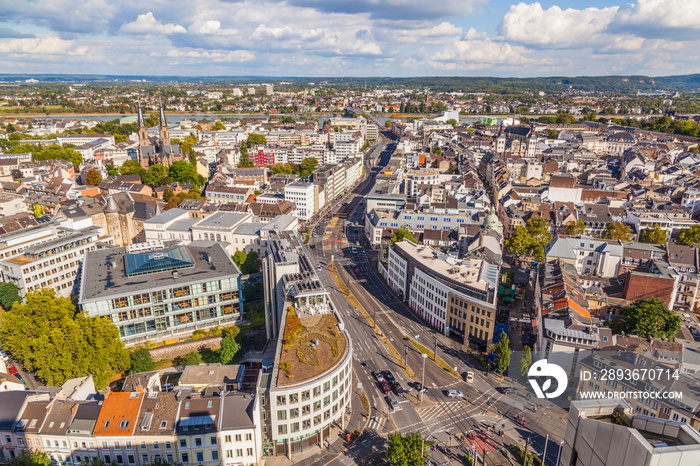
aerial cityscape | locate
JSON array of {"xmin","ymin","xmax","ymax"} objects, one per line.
[{"xmin": 0, "ymin": 1, "xmax": 700, "ymax": 466}]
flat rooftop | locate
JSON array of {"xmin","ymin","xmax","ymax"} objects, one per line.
[{"xmin": 79, "ymin": 243, "xmax": 240, "ymax": 302}]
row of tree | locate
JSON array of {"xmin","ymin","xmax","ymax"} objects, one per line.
[
  {"xmin": 269, "ymin": 157, "xmax": 320, "ymax": 178},
  {"xmin": 115, "ymin": 160, "xmax": 206, "ymax": 188}
]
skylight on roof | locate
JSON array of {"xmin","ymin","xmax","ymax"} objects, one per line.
[{"xmin": 123, "ymin": 246, "xmax": 195, "ymax": 277}]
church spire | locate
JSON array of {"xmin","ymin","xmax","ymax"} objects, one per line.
[
  {"xmin": 159, "ymin": 99, "xmax": 170, "ymax": 146},
  {"xmin": 136, "ymin": 98, "xmax": 149, "ymax": 147}
]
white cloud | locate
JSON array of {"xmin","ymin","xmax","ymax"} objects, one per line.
[
  {"xmin": 392, "ymin": 22, "xmax": 463, "ymax": 44},
  {"xmin": 433, "ymin": 30, "xmax": 530, "ymax": 65},
  {"xmin": 498, "ymin": 2, "xmax": 618, "ymax": 47},
  {"xmin": 119, "ymin": 12, "xmax": 187, "ymax": 35},
  {"xmin": 0, "ymin": 35, "xmax": 79, "ymax": 55},
  {"xmin": 614, "ymin": 0, "xmax": 700, "ymax": 30},
  {"xmin": 191, "ymin": 20, "xmax": 221, "ymax": 35},
  {"xmin": 252, "ymin": 25, "xmax": 324, "ymax": 42}
]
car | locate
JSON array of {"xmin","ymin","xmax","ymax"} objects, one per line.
[
  {"xmin": 162, "ymin": 383, "xmax": 174, "ymax": 392},
  {"xmin": 356, "ymin": 241, "xmax": 360, "ymax": 246},
  {"xmin": 351, "ymin": 247, "xmax": 357, "ymax": 254},
  {"xmin": 379, "ymin": 381, "xmax": 392, "ymax": 394},
  {"xmin": 387, "ymin": 394, "xmax": 400, "ymax": 410},
  {"xmin": 317, "ymin": 265, "xmax": 322, "ymax": 271},
  {"xmin": 310, "ymin": 244, "xmax": 316, "ymax": 249},
  {"xmin": 466, "ymin": 371, "xmax": 474, "ymax": 384},
  {"xmin": 392, "ymin": 382, "xmax": 406, "ymax": 396},
  {"xmin": 500, "ymin": 387, "xmax": 518, "ymax": 394},
  {"xmin": 373, "ymin": 371, "xmax": 385, "ymax": 382},
  {"xmin": 383, "ymin": 371, "xmax": 395, "ymax": 384},
  {"xmin": 447, "ymin": 390, "xmax": 464, "ymax": 398},
  {"xmin": 312, "ymin": 233, "xmax": 317, "ymax": 238},
  {"xmin": 410, "ymin": 382, "xmax": 428, "ymax": 393},
  {"xmin": 7, "ymin": 366, "xmax": 17, "ymax": 375},
  {"xmin": 354, "ymin": 268, "xmax": 360, "ymax": 275}
]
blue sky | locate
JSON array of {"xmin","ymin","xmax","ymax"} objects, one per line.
[{"xmin": 0, "ymin": 0, "xmax": 698, "ymax": 77}]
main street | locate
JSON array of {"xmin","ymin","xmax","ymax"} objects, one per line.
[{"xmin": 304, "ymin": 132, "xmax": 568, "ymax": 465}]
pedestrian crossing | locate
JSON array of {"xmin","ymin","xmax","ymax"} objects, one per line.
[
  {"xmin": 365, "ymin": 416, "xmax": 385, "ymax": 432},
  {"xmin": 416, "ymin": 401, "xmax": 463, "ymax": 421}
]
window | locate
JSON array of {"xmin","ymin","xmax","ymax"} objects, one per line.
[
  {"xmin": 180, "ymin": 453, "xmax": 188, "ymax": 464},
  {"xmin": 245, "ymin": 433, "xmax": 252, "ymax": 441},
  {"xmin": 196, "ymin": 452, "xmax": 204, "ymax": 462},
  {"xmin": 165, "ymin": 442, "xmax": 171, "ymax": 450},
  {"xmin": 140, "ymin": 442, "xmax": 146, "ymax": 449},
  {"xmin": 194, "ymin": 438, "xmax": 202, "ymax": 447},
  {"xmin": 277, "ymin": 395, "xmax": 286, "ymax": 405},
  {"xmin": 210, "ymin": 436, "xmax": 217, "ymax": 445},
  {"xmin": 179, "ymin": 439, "xmax": 187, "ymax": 448},
  {"xmin": 152, "ymin": 441, "xmax": 159, "ymax": 450},
  {"xmin": 127, "ymin": 455, "xmax": 134, "ymax": 464},
  {"xmin": 224, "ymin": 435, "xmax": 231, "ymax": 443},
  {"xmin": 115, "ymin": 455, "xmax": 123, "ymax": 464},
  {"xmin": 119, "ymin": 420, "xmax": 130, "ymax": 429},
  {"xmin": 104, "ymin": 456, "xmax": 111, "ymax": 464},
  {"xmin": 235, "ymin": 434, "xmax": 242, "ymax": 442},
  {"xmin": 278, "ymin": 425, "xmax": 287, "ymax": 435},
  {"xmin": 211, "ymin": 451, "xmax": 219, "ymax": 461},
  {"xmin": 236, "ymin": 449, "xmax": 243, "ymax": 458},
  {"xmin": 277, "ymin": 410, "xmax": 287, "ymax": 421},
  {"xmin": 246, "ymin": 448, "xmax": 253, "ymax": 456}
]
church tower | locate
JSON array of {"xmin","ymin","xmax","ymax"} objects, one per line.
[
  {"xmin": 159, "ymin": 101, "xmax": 170, "ymax": 146},
  {"xmin": 137, "ymin": 100, "xmax": 149, "ymax": 147}
]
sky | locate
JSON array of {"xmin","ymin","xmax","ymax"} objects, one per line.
[{"xmin": 0, "ymin": 0, "xmax": 699, "ymax": 78}]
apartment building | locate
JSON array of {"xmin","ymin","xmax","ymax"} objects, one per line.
[
  {"xmin": 284, "ymin": 182, "xmax": 315, "ymax": 220},
  {"xmin": 0, "ymin": 225, "xmax": 109, "ymax": 298}
]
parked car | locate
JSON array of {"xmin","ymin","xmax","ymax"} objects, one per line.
[
  {"xmin": 373, "ymin": 371, "xmax": 385, "ymax": 382},
  {"xmin": 447, "ymin": 390, "xmax": 464, "ymax": 398},
  {"xmin": 500, "ymin": 386, "xmax": 518, "ymax": 394},
  {"xmin": 354, "ymin": 268, "xmax": 360, "ymax": 275},
  {"xmin": 466, "ymin": 371, "xmax": 474, "ymax": 384},
  {"xmin": 7, "ymin": 366, "xmax": 17, "ymax": 375},
  {"xmin": 356, "ymin": 241, "xmax": 360, "ymax": 246}
]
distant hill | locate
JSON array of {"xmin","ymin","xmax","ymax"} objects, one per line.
[{"xmin": 1, "ymin": 73, "xmax": 700, "ymax": 92}]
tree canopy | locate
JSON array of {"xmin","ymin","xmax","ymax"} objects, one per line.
[
  {"xmin": 241, "ymin": 251, "xmax": 262, "ymax": 274},
  {"xmin": 169, "ymin": 160, "xmax": 203, "ymax": 186},
  {"xmin": 564, "ymin": 220, "xmax": 587, "ymax": 236},
  {"xmin": 299, "ymin": 157, "xmax": 319, "ymax": 178},
  {"xmin": 520, "ymin": 345, "xmax": 533, "ymax": 377},
  {"xmin": 0, "ymin": 282, "xmax": 21, "ymax": 311},
  {"xmin": 505, "ymin": 216, "xmax": 552, "ymax": 261},
  {"xmin": 0, "ymin": 289, "xmax": 129, "ymax": 388},
  {"xmin": 7, "ymin": 450, "xmax": 52, "ymax": 466},
  {"xmin": 676, "ymin": 225, "xmax": 700, "ymax": 246},
  {"xmin": 13, "ymin": 143, "xmax": 82, "ymax": 169},
  {"xmin": 85, "ymin": 169, "xmax": 102, "ymax": 186},
  {"xmin": 129, "ymin": 348, "xmax": 155, "ymax": 374},
  {"xmin": 639, "ymin": 224, "xmax": 667, "ymax": 245},
  {"xmin": 601, "ymin": 222, "xmax": 633, "ymax": 241},
  {"xmin": 391, "ymin": 228, "xmax": 414, "ymax": 246},
  {"xmin": 613, "ymin": 298, "xmax": 681, "ymax": 341},
  {"xmin": 238, "ymin": 143, "xmax": 254, "ymax": 168},
  {"xmin": 384, "ymin": 431, "xmax": 432, "ymax": 466},
  {"xmin": 492, "ymin": 332, "xmax": 510, "ymax": 374},
  {"xmin": 232, "ymin": 251, "xmax": 247, "ymax": 270},
  {"xmin": 246, "ymin": 133, "xmax": 267, "ymax": 146}
]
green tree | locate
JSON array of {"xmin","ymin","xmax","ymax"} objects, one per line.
[
  {"xmin": 222, "ymin": 325, "xmax": 240, "ymax": 340},
  {"xmin": 129, "ymin": 348, "xmax": 155, "ymax": 374},
  {"xmin": 0, "ymin": 282, "xmax": 20, "ymax": 311},
  {"xmin": 7, "ymin": 450, "xmax": 52, "ymax": 466},
  {"xmin": 520, "ymin": 345, "xmax": 533, "ymax": 377},
  {"xmin": 271, "ymin": 163, "xmax": 293, "ymax": 175},
  {"xmin": 142, "ymin": 164, "xmax": 171, "ymax": 187},
  {"xmin": 177, "ymin": 135, "xmax": 198, "ymax": 155},
  {"xmin": 547, "ymin": 129, "xmax": 559, "ymax": 139},
  {"xmin": 617, "ymin": 298, "xmax": 681, "ymax": 341},
  {"xmin": 0, "ymin": 289, "xmax": 129, "ymax": 388},
  {"xmin": 241, "ymin": 251, "xmax": 261, "ymax": 274},
  {"xmin": 219, "ymin": 337, "xmax": 241, "ymax": 365},
  {"xmin": 85, "ymin": 169, "xmax": 102, "ymax": 186},
  {"xmin": 601, "ymin": 222, "xmax": 632, "ymax": 241},
  {"xmin": 119, "ymin": 160, "xmax": 146, "ymax": 177},
  {"xmin": 163, "ymin": 187, "xmax": 174, "ymax": 202},
  {"xmin": 299, "ymin": 157, "xmax": 319, "ymax": 177},
  {"xmin": 526, "ymin": 216, "xmax": 552, "ymax": 245},
  {"xmin": 639, "ymin": 224, "xmax": 668, "ymax": 245},
  {"xmin": 492, "ymin": 332, "xmax": 511, "ymax": 374},
  {"xmin": 238, "ymin": 143, "xmax": 254, "ymax": 168},
  {"xmin": 246, "ymin": 133, "xmax": 267, "ymax": 146},
  {"xmin": 385, "ymin": 120, "xmax": 393, "ymax": 129},
  {"xmin": 505, "ymin": 226, "xmax": 534, "ymax": 259},
  {"xmin": 384, "ymin": 431, "xmax": 432, "ymax": 466},
  {"xmin": 169, "ymin": 160, "xmax": 201, "ymax": 185},
  {"xmin": 232, "ymin": 251, "xmax": 247, "ymax": 269},
  {"xmin": 211, "ymin": 121, "xmax": 225, "ymax": 131},
  {"xmin": 676, "ymin": 225, "xmax": 700, "ymax": 246},
  {"xmin": 391, "ymin": 228, "xmax": 414, "ymax": 246},
  {"xmin": 564, "ymin": 220, "xmax": 587, "ymax": 236},
  {"xmin": 555, "ymin": 113, "xmax": 576, "ymax": 124},
  {"xmin": 177, "ymin": 352, "xmax": 203, "ymax": 367}
]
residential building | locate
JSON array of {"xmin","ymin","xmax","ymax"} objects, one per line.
[
  {"xmin": 220, "ymin": 393, "xmax": 261, "ymax": 466},
  {"xmin": 284, "ymin": 182, "xmax": 315, "ymax": 220}
]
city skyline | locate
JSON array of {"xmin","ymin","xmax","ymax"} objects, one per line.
[{"xmin": 1, "ymin": 0, "xmax": 699, "ymax": 77}]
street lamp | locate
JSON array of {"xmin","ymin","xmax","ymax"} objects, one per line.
[
  {"xmin": 555, "ymin": 440, "xmax": 564, "ymax": 466},
  {"xmin": 543, "ymin": 434, "xmax": 549, "ymax": 466},
  {"xmin": 421, "ymin": 353, "xmax": 428, "ymax": 402}
]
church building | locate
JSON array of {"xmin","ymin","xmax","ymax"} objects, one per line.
[{"xmin": 137, "ymin": 101, "xmax": 183, "ymax": 169}]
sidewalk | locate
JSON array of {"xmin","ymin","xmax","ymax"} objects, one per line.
[{"xmin": 262, "ymin": 387, "xmax": 369, "ymax": 466}]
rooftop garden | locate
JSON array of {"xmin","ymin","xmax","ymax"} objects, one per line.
[{"xmin": 277, "ymin": 307, "xmax": 347, "ymax": 386}]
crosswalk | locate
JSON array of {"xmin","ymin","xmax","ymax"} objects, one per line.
[
  {"xmin": 416, "ymin": 401, "xmax": 463, "ymax": 421},
  {"xmin": 365, "ymin": 416, "xmax": 385, "ymax": 432}
]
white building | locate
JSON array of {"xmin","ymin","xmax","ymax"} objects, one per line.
[{"xmin": 284, "ymin": 182, "xmax": 315, "ymax": 221}]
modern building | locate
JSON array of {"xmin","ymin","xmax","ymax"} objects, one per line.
[
  {"xmin": 260, "ymin": 231, "xmax": 352, "ymax": 459},
  {"xmin": 79, "ymin": 242, "xmax": 242, "ymax": 345},
  {"xmin": 284, "ymin": 182, "xmax": 315, "ymax": 221},
  {"xmin": 386, "ymin": 240, "xmax": 499, "ymax": 347},
  {"xmin": 560, "ymin": 399, "xmax": 700, "ymax": 466},
  {"xmin": 0, "ymin": 225, "xmax": 110, "ymax": 298}
]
